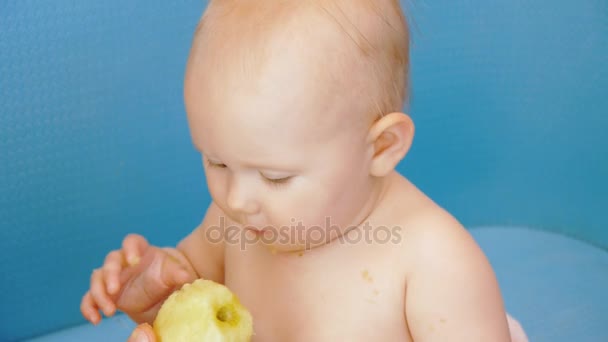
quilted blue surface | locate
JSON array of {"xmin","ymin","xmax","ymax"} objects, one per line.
[
  {"xmin": 26, "ymin": 315, "xmax": 136, "ymax": 342},
  {"xmin": 2, "ymin": 0, "xmax": 607, "ymax": 341},
  {"xmin": 473, "ymin": 227, "xmax": 608, "ymax": 342},
  {"xmin": 24, "ymin": 227, "xmax": 608, "ymax": 342}
]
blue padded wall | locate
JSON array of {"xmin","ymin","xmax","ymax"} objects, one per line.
[
  {"xmin": 1, "ymin": 0, "xmax": 607, "ymax": 340},
  {"xmin": 402, "ymin": 0, "xmax": 608, "ymax": 246},
  {"xmin": 0, "ymin": 1, "xmax": 208, "ymax": 340}
]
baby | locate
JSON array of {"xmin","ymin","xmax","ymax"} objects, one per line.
[{"xmin": 81, "ymin": 1, "xmax": 528, "ymax": 341}]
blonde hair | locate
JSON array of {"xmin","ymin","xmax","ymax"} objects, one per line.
[{"xmin": 190, "ymin": 0, "xmax": 409, "ymax": 120}]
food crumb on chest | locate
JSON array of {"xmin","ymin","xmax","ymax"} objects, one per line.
[{"xmin": 361, "ymin": 269, "xmax": 373, "ymax": 283}]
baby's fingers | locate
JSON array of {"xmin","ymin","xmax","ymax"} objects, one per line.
[
  {"xmin": 160, "ymin": 252, "xmax": 193, "ymax": 288},
  {"xmin": 128, "ymin": 323, "xmax": 157, "ymax": 342},
  {"xmin": 90, "ymin": 268, "xmax": 116, "ymax": 317},
  {"xmin": 80, "ymin": 291, "xmax": 101, "ymax": 324},
  {"xmin": 103, "ymin": 250, "xmax": 126, "ymax": 295},
  {"xmin": 122, "ymin": 234, "xmax": 149, "ymax": 267}
]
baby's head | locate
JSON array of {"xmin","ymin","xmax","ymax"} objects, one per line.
[{"xmin": 184, "ymin": 0, "xmax": 414, "ymax": 252}]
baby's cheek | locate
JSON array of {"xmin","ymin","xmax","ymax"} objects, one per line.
[
  {"xmin": 269, "ymin": 195, "xmax": 303, "ymax": 225},
  {"xmin": 268, "ymin": 186, "xmax": 319, "ymax": 226},
  {"xmin": 298, "ymin": 189, "xmax": 335, "ymax": 226}
]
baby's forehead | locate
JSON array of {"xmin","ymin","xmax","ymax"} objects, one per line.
[
  {"xmin": 190, "ymin": 92, "xmax": 353, "ymax": 167},
  {"xmin": 188, "ymin": 76, "xmax": 348, "ymax": 147}
]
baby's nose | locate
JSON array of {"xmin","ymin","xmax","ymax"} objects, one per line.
[{"xmin": 226, "ymin": 178, "xmax": 260, "ymax": 215}]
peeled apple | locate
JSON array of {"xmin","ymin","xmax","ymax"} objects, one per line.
[{"xmin": 153, "ymin": 279, "xmax": 253, "ymax": 342}]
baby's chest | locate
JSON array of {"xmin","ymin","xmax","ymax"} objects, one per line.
[{"xmin": 224, "ymin": 247, "xmax": 412, "ymax": 341}]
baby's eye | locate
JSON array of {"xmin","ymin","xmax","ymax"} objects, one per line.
[
  {"xmin": 261, "ymin": 174, "xmax": 293, "ymax": 188},
  {"xmin": 206, "ymin": 159, "xmax": 227, "ymax": 169}
]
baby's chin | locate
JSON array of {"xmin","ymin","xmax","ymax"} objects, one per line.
[
  {"xmin": 263, "ymin": 242, "xmax": 326, "ymax": 256},
  {"xmin": 241, "ymin": 227, "xmax": 340, "ymax": 255}
]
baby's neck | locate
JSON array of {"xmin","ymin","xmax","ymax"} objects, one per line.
[
  {"xmin": 312, "ymin": 172, "xmax": 397, "ymax": 250},
  {"xmin": 352, "ymin": 172, "xmax": 395, "ymax": 227}
]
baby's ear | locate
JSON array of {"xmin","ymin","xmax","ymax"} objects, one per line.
[{"xmin": 366, "ymin": 112, "xmax": 414, "ymax": 177}]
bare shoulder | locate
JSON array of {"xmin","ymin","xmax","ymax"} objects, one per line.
[
  {"xmin": 389, "ymin": 175, "xmax": 511, "ymax": 341},
  {"xmin": 402, "ymin": 202, "xmax": 484, "ymax": 277},
  {"xmin": 176, "ymin": 201, "xmax": 228, "ymax": 284},
  {"xmin": 386, "ymin": 174, "xmax": 491, "ymax": 276}
]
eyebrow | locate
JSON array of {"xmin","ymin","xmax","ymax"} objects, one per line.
[
  {"xmin": 196, "ymin": 144, "xmax": 301, "ymax": 172},
  {"xmin": 235, "ymin": 158, "xmax": 302, "ymax": 173},
  {"xmin": 247, "ymin": 163, "xmax": 300, "ymax": 173}
]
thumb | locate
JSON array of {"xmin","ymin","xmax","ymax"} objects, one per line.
[
  {"xmin": 160, "ymin": 249, "xmax": 195, "ymax": 288},
  {"xmin": 127, "ymin": 323, "xmax": 157, "ymax": 342}
]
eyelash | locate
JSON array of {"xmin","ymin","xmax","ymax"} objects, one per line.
[
  {"xmin": 205, "ymin": 159, "xmax": 292, "ymax": 188},
  {"xmin": 262, "ymin": 176, "xmax": 293, "ymax": 188},
  {"xmin": 206, "ymin": 159, "xmax": 227, "ymax": 169}
]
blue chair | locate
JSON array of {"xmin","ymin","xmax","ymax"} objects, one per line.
[{"xmin": 1, "ymin": 1, "xmax": 606, "ymax": 341}]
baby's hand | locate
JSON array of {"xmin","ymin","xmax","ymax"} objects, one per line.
[{"xmin": 80, "ymin": 234, "xmax": 196, "ymax": 325}]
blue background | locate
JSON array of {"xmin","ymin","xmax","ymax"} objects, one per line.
[{"xmin": 1, "ymin": 0, "xmax": 606, "ymax": 340}]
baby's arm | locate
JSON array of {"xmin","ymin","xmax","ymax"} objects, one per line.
[
  {"xmin": 176, "ymin": 201, "xmax": 226, "ymax": 284},
  {"xmin": 404, "ymin": 214, "xmax": 512, "ymax": 341}
]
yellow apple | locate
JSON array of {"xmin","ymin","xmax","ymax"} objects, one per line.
[{"xmin": 153, "ymin": 279, "xmax": 253, "ymax": 342}]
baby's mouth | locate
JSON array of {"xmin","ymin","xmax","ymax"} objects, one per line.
[{"xmin": 244, "ymin": 225, "xmax": 271, "ymax": 236}]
